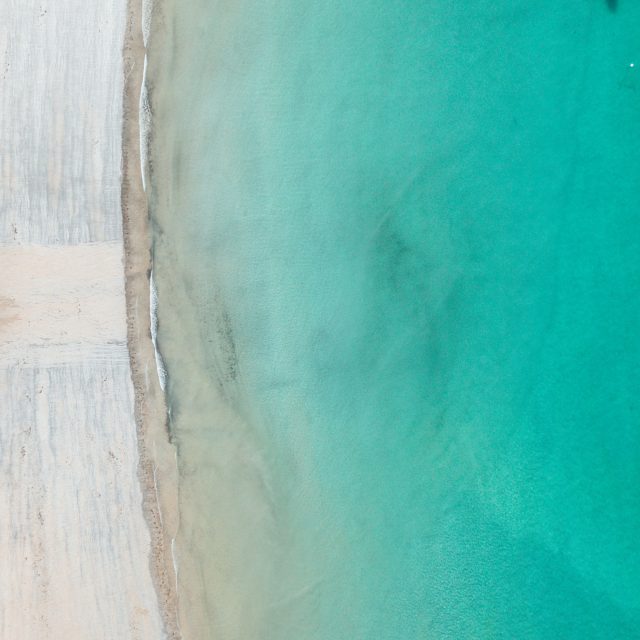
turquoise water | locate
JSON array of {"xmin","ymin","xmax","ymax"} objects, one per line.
[{"xmin": 148, "ymin": 2, "xmax": 640, "ymax": 638}]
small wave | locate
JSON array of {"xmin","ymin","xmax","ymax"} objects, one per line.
[
  {"xmin": 139, "ymin": 54, "xmax": 151, "ymax": 194},
  {"xmin": 150, "ymin": 269, "xmax": 168, "ymax": 391},
  {"xmin": 142, "ymin": 0, "xmax": 153, "ymax": 47}
]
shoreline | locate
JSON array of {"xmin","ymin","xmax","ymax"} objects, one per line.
[{"xmin": 121, "ymin": 1, "xmax": 181, "ymax": 637}]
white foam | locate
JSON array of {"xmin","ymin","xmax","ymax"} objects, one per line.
[
  {"xmin": 139, "ymin": 53, "xmax": 151, "ymax": 194},
  {"xmin": 150, "ymin": 269, "xmax": 168, "ymax": 391},
  {"xmin": 142, "ymin": 0, "xmax": 153, "ymax": 48}
]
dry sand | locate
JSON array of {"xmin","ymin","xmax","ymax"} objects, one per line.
[{"xmin": 0, "ymin": 1, "xmax": 179, "ymax": 637}]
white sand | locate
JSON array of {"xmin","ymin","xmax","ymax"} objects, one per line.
[
  {"xmin": 0, "ymin": 244, "xmax": 128, "ymax": 366},
  {"xmin": 0, "ymin": 1, "xmax": 125, "ymax": 244},
  {"xmin": 0, "ymin": 1, "xmax": 175, "ymax": 638}
]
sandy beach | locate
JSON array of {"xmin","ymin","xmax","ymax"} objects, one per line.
[{"xmin": 0, "ymin": 1, "xmax": 178, "ymax": 637}]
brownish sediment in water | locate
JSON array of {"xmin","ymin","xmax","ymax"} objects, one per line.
[{"xmin": 121, "ymin": 1, "xmax": 181, "ymax": 637}]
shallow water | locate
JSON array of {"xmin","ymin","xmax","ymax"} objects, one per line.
[{"xmin": 148, "ymin": 2, "xmax": 640, "ymax": 638}]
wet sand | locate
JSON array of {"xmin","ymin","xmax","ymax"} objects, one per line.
[{"xmin": 121, "ymin": 0, "xmax": 181, "ymax": 636}]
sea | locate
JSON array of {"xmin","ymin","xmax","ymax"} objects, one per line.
[{"xmin": 145, "ymin": 2, "xmax": 640, "ymax": 638}]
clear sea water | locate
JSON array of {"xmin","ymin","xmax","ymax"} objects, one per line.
[{"xmin": 147, "ymin": 2, "xmax": 640, "ymax": 638}]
